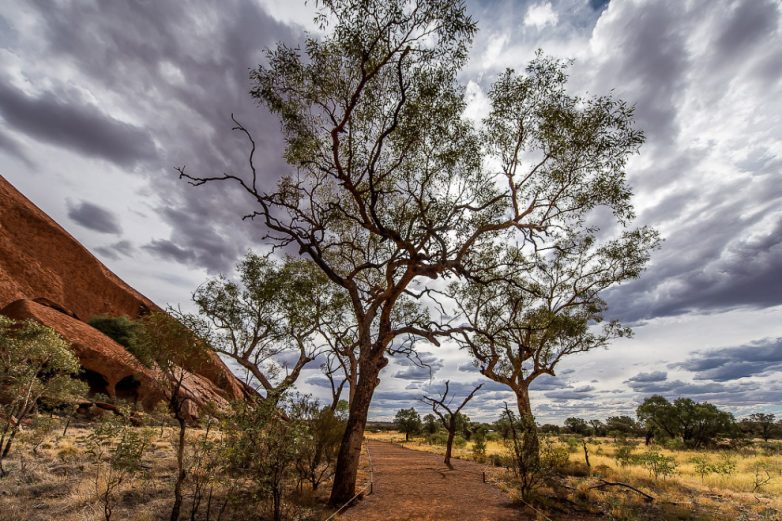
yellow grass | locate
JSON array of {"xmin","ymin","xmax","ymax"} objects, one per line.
[{"xmin": 365, "ymin": 430, "xmax": 782, "ymax": 519}]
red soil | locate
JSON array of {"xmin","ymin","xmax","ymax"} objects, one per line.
[{"xmin": 338, "ymin": 441, "xmax": 531, "ymax": 521}]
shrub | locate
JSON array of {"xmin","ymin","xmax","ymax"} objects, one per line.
[
  {"xmin": 690, "ymin": 453, "xmax": 736, "ymax": 481},
  {"xmin": 88, "ymin": 316, "xmax": 145, "ymax": 360},
  {"xmin": 613, "ymin": 438, "xmax": 638, "ymax": 467},
  {"xmin": 637, "ymin": 449, "xmax": 677, "ymax": 480},
  {"xmin": 472, "ymin": 431, "xmax": 487, "ymax": 457}
]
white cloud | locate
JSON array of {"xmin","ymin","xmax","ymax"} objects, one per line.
[{"xmin": 523, "ymin": 2, "xmax": 559, "ymax": 29}]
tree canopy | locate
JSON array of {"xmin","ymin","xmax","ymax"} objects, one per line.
[{"xmin": 179, "ymin": 0, "xmax": 657, "ymax": 503}]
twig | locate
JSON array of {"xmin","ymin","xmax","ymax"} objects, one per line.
[{"xmin": 589, "ymin": 479, "xmax": 654, "ymax": 502}]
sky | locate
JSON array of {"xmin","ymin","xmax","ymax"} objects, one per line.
[{"xmin": 1, "ymin": 0, "xmax": 781, "ymax": 423}]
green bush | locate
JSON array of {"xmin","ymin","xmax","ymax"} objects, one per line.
[
  {"xmin": 637, "ymin": 449, "xmax": 677, "ymax": 480},
  {"xmin": 472, "ymin": 432, "xmax": 487, "ymax": 457},
  {"xmin": 88, "ymin": 315, "xmax": 146, "ymax": 361},
  {"xmin": 613, "ymin": 439, "xmax": 638, "ymax": 467}
]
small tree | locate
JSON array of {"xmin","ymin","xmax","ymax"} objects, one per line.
[
  {"xmin": 184, "ymin": 253, "xmax": 339, "ymax": 403},
  {"xmin": 133, "ymin": 311, "xmax": 211, "ymax": 521},
  {"xmin": 747, "ymin": 413, "xmax": 776, "ymax": 442},
  {"xmin": 422, "ymin": 414, "xmax": 439, "ymax": 436},
  {"xmin": 421, "ymin": 381, "xmax": 482, "ymax": 468},
  {"xmin": 223, "ymin": 399, "xmax": 303, "ymax": 521},
  {"xmin": 605, "ymin": 415, "xmax": 640, "ymax": 438},
  {"xmin": 564, "ymin": 417, "xmax": 591, "ymax": 436},
  {"xmin": 502, "ymin": 404, "xmax": 567, "ymax": 499},
  {"xmin": 394, "ymin": 408, "xmax": 422, "ymax": 442},
  {"xmin": 292, "ymin": 396, "xmax": 347, "ymax": 491},
  {"xmin": 0, "ymin": 316, "xmax": 87, "ymax": 475},
  {"xmin": 86, "ymin": 416, "xmax": 154, "ymax": 521}
]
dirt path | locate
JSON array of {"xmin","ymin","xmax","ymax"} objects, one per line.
[{"xmin": 338, "ymin": 441, "xmax": 529, "ymax": 521}]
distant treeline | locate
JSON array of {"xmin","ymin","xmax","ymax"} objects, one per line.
[{"xmin": 391, "ymin": 395, "xmax": 780, "ymax": 450}]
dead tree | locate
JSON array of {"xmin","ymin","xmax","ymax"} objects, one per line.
[{"xmin": 422, "ymin": 381, "xmax": 483, "ymax": 469}]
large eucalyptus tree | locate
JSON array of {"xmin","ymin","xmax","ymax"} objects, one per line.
[{"xmin": 178, "ymin": 0, "xmax": 654, "ymax": 502}]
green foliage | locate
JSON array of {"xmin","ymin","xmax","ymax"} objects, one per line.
[
  {"xmin": 394, "ymin": 408, "xmax": 422, "ymax": 441},
  {"xmin": 426, "ymin": 430, "xmax": 448, "ymax": 446},
  {"xmin": 637, "ymin": 449, "xmax": 677, "ymax": 480},
  {"xmin": 564, "ymin": 418, "xmax": 591, "ymax": 436},
  {"xmin": 690, "ymin": 453, "xmax": 737, "ymax": 482},
  {"xmin": 0, "ymin": 316, "xmax": 87, "ymax": 474},
  {"xmin": 743, "ymin": 413, "xmax": 777, "ymax": 441},
  {"xmin": 472, "ymin": 430, "xmax": 487, "ymax": 457},
  {"xmin": 18, "ymin": 415, "xmax": 58, "ymax": 456},
  {"xmin": 605, "ymin": 415, "xmax": 640, "ymax": 437},
  {"xmin": 183, "ymin": 252, "xmax": 343, "ymax": 402},
  {"xmin": 88, "ymin": 315, "xmax": 144, "ymax": 359},
  {"xmin": 86, "ymin": 416, "xmax": 154, "ymax": 521},
  {"xmin": 613, "ymin": 438, "xmax": 639, "ymax": 467},
  {"xmin": 422, "ymin": 413, "xmax": 438, "ymax": 435},
  {"xmin": 291, "ymin": 396, "xmax": 346, "ymax": 491},
  {"xmin": 637, "ymin": 395, "xmax": 735, "ymax": 448},
  {"xmin": 502, "ymin": 407, "xmax": 560, "ymax": 499},
  {"xmin": 223, "ymin": 398, "xmax": 305, "ymax": 521}
]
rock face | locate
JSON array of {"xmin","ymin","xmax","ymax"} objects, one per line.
[
  {"xmin": 0, "ymin": 176, "xmax": 154, "ymax": 320},
  {"xmin": 0, "ymin": 175, "xmax": 248, "ymax": 410},
  {"xmin": 2, "ymin": 299, "xmax": 234, "ymax": 415}
]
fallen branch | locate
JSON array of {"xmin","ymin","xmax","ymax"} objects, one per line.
[{"xmin": 589, "ymin": 479, "xmax": 654, "ymax": 502}]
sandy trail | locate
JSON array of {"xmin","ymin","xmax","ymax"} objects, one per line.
[{"xmin": 337, "ymin": 440, "xmax": 529, "ymax": 521}]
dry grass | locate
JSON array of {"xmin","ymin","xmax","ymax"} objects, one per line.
[
  {"xmin": 0, "ymin": 420, "xmax": 334, "ymax": 521},
  {"xmin": 365, "ymin": 430, "xmax": 782, "ymax": 520}
]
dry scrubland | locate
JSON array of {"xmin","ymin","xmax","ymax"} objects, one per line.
[
  {"xmin": 0, "ymin": 421, "xmax": 357, "ymax": 521},
  {"xmin": 366, "ymin": 430, "xmax": 782, "ymax": 520}
]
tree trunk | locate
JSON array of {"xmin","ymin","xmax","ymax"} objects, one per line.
[
  {"xmin": 515, "ymin": 387, "xmax": 540, "ymax": 467},
  {"xmin": 171, "ymin": 415, "xmax": 186, "ymax": 521},
  {"xmin": 329, "ymin": 357, "xmax": 382, "ymax": 506},
  {"xmin": 444, "ymin": 428, "xmax": 455, "ymax": 469}
]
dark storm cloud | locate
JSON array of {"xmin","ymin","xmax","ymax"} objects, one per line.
[
  {"xmin": 583, "ymin": 0, "xmax": 782, "ymax": 323},
  {"xmin": 589, "ymin": 0, "xmax": 609, "ymax": 11},
  {"xmin": 0, "ymin": 81, "xmax": 156, "ymax": 167},
  {"xmin": 95, "ymin": 240, "xmax": 135, "ymax": 261},
  {"xmin": 589, "ymin": 1, "xmax": 689, "ymax": 147},
  {"xmin": 67, "ymin": 200, "xmax": 123, "ymax": 234},
  {"xmin": 607, "ymin": 214, "xmax": 782, "ymax": 322},
  {"xmin": 19, "ymin": 0, "xmax": 298, "ymax": 273},
  {"xmin": 142, "ymin": 239, "xmax": 197, "ymax": 265},
  {"xmin": 626, "ymin": 371, "xmax": 667, "ymax": 383},
  {"xmin": 672, "ymin": 337, "xmax": 782, "ymax": 382},
  {"xmin": 713, "ymin": 0, "xmax": 779, "ymax": 65}
]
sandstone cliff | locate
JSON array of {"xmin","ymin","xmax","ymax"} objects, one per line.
[{"xmin": 0, "ymin": 175, "xmax": 247, "ymax": 409}]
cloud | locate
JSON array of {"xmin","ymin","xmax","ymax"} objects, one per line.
[
  {"xmin": 523, "ymin": 2, "xmax": 558, "ymax": 29},
  {"xmin": 626, "ymin": 371, "xmax": 667, "ymax": 383},
  {"xmin": 673, "ymin": 337, "xmax": 782, "ymax": 382},
  {"xmin": 10, "ymin": 0, "xmax": 298, "ymax": 274},
  {"xmin": 393, "ymin": 352, "xmax": 444, "ymax": 380},
  {"xmin": 66, "ymin": 200, "xmax": 123, "ymax": 234},
  {"xmin": 0, "ymin": 81, "xmax": 156, "ymax": 167},
  {"xmin": 94, "ymin": 240, "xmax": 135, "ymax": 260},
  {"xmin": 142, "ymin": 239, "xmax": 197, "ymax": 265},
  {"xmin": 545, "ymin": 385, "xmax": 595, "ymax": 401}
]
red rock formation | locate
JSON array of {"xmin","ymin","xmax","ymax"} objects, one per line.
[
  {"xmin": 0, "ymin": 175, "xmax": 247, "ymax": 403},
  {"xmin": 2, "ymin": 299, "xmax": 233, "ymax": 416}
]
